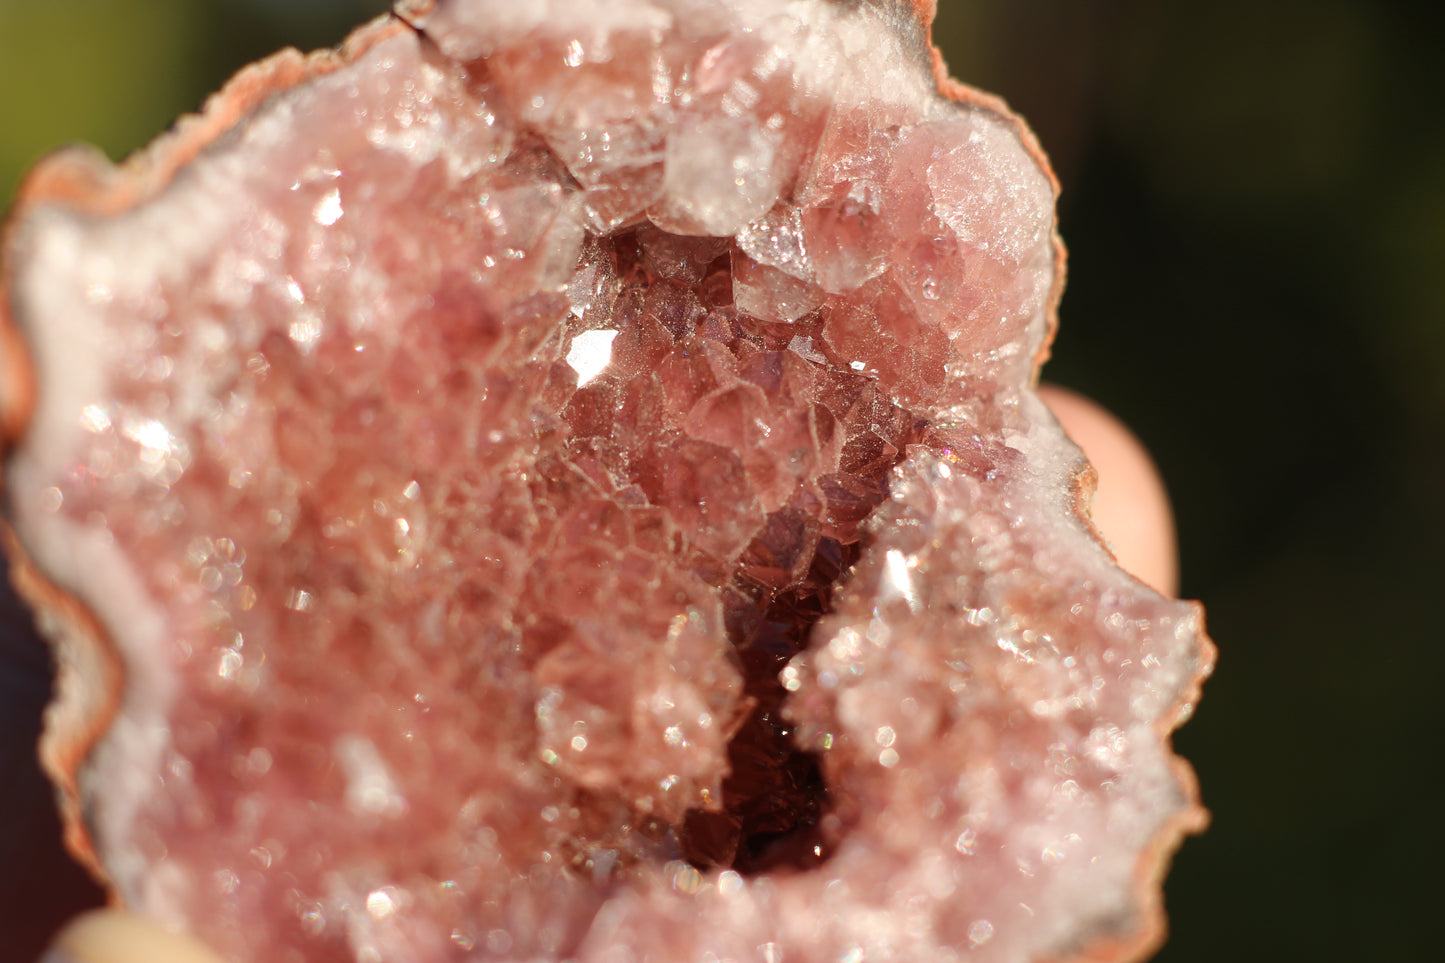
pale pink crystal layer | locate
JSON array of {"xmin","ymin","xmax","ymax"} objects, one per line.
[{"xmin": 0, "ymin": 2, "xmax": 1209, "ymax": 962}]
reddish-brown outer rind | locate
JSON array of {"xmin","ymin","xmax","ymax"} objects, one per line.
[
  {"xmin": 0, "ymin": 519, "xmax": 120, "ymax": 891},
  {"xmin": 0, "ymin": 8, "xmax": 409, "ymax": 893},
  {"xmin": 886, "ymin": 7, "xmax": 1213, "ymax": 962},
  {"xmin": 0, "ymin": 3, "xmax": 1211, "ymax": 962}
]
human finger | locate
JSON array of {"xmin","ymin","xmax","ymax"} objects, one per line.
[
  {"xmin": 1039, "ymin": 384, "xmax": 1179, "ymax": 597},
  {"xmin": 40, "ymin": 909, "xmax": 224, "ymax": 963}
]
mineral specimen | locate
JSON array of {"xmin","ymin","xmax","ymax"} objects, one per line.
[{"xmin": 0, "ymin": 1, "xmax": 1211, "ymax": 961}]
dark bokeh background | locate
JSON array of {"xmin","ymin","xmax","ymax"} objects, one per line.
[{"xmin": 1, "ymin": 1, "xmax": 1439, "ymax": 960}]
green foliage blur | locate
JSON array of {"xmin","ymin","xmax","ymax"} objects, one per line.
[
  {"xmin": 2, "ymin": 1, "xmax": 1440, "ymax": 961},
  {"xmin": 0, "ymin": 0, "xmax": 390, "ymax": 202}
]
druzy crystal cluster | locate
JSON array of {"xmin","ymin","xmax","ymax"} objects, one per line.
[{"xmin": 0, "ymin": 1, "xmax": 1210, "ymax": 961}]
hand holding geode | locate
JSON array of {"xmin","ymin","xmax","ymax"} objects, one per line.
[{"xmin": 0, "ymin": 2, "xmax": 1212, "ymax": 961}]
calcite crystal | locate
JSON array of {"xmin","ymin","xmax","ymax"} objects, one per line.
[{"xmin": 0, "ymin": 1, "xmax": 1211, "ymax": 961}]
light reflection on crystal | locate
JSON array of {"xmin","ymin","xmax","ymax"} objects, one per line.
[
  {"xmin": 883, "ymin": 547, "xmax": 919, "ymax": 610},
  {"xmin": 122, "ymin": 417, "xmax": 174, "ymax": 459},
  {"xmin": 313, "ymin": 189, "xmax": 344, "ymax": 226},
  {"xmin": 365, "ymin": 888, "xmax": 397, "ymax": 920},
  {"xmin": 288, "ymin": 315, "xmax": 323, "ymax": 350},
  {"xmin": 564, "ymin": 329, "xmax": 619, "ymax": 386},
  {"xmin": 717, "ymin": 870, "xmax": 744, "ymax": 897},
  {"xmin": 217, "ymin": 650, "xmax": 243, "ymax": 679},
  {"xmin": 79, "ymin": 404, "xmax": 112, "ymax": 433},
  {"xmin": 297, "ymin": 903, "xmax": 326, "ymax": 937}
]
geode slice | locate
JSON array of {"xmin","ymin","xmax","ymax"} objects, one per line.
[{"xmin": 0, "ymin": 1, "xmax": 1211, "ymax": 961}]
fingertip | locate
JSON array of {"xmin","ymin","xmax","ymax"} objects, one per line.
[
  {"xmin": 1039, "ymin": 384, "xmax": 1179, "ymax": 597},
  {"xmin": 41, "ymin": 910, "xmax": 225, "ymax": 963}
]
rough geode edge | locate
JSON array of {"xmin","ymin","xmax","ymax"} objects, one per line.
[{"xmin": 0, "ymin": 4, "xmax": 1211, "ymax": 962}]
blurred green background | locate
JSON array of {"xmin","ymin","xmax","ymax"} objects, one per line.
[{"xmin": 1, "ymin": 1, "xmax": 1440, "ymax": 960}]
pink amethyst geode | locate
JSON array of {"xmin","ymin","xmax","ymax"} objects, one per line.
[{"xmin": 0, "ymin": 1, "xmax": 1211, "ymax": 961}]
